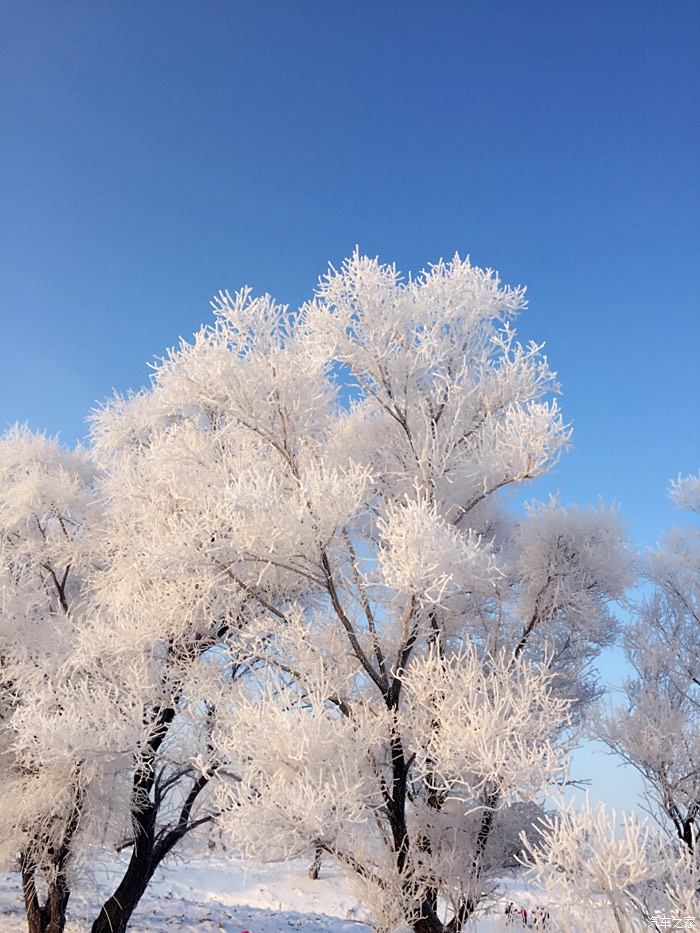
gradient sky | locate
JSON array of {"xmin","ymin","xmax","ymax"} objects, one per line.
[{"xmin": 2, "ymin": 1, "xmax": 699, "ymax": 810}]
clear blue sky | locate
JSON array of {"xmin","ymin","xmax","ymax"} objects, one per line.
[
  {"xmin": 3, "ymin": 0, "xmax": 698, "ymax": 545},
  {"xmin": 2, "ymin": 0, "xmax": 698, "ymax": 813}
]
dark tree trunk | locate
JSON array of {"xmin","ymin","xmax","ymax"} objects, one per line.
[
  {"xmin": 20, "ymin": 780, "xmax": 83, "ymax": 933},
  {"xmin": 680, "ymin": 808, "xmax": 697, "ymax": 853},
  {"xmin": 384, "ymin": 717, "xmax": 499, "ymax": 933},
  {"xmin": 89, "ymin": 677, "xmax": 219, "ymax": 933},
  {"xmin": 21, "ymin": 859, "xmax": 70, "ymax": 933},
  {"xmin": 308, "ymin": 846, "xmax": 323, "ymax": 880},
  {"xmin": 459, "ymin": 791, "xmax": 499, "ymax": 926},
  {"xmin": 90, "ymin": 755, "xmax": 210, "ymax": 933},
  {"xmin": 411, "ymin": 916, "xmax": 443, "ymax": 933},
  {"xmin": 90, "ymin": 805, "xmax": 210, "ymax": 933},
  {"xmin": 91, "ymin": 705, "xmax": 175, "ymax": 933},
  {"xmin": 90, "ymin": 823, "xmax": 159, "ymax": 933},
  {"xmin": 384, "ymin": 721, "xmax": 446, "ymax": 933}
]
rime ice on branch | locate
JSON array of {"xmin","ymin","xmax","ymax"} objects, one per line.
[
  {"xmin": 1, "ymin": 253, "xmax": 639, "ymax": 933},
  {"xmin": 599, "ymin": 474, "xmax": 700, "ymax": 853},
  {"xmin": 91, "ymin": 252, "xmax": 630, "ymax": 932}
]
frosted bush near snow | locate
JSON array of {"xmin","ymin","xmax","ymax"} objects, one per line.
[{"xmin": 522, "ymin": 799, "xmax": 700, "ymax": 932}]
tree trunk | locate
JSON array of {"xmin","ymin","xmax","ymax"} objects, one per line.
[
  {"xmin": 411, "ymin": 910, "xmax": 446, "ymax": 933},
  {"xmin": 90, "ymin": 838, "xmax": 158, "ymax": 933},
  {"xmin": 91, "ymin": 706, "xmax": 175, "ymax": 933},
  {"xmin": 91, "ymin": 766, "xmax": 210, "ymax": 933},
  {"xmin": 20, "ymin": 777, "xmax": 83, "ymax": 933},
  {"xmin": 458, "ymin": 791, "xmax": 499, "ymax": 926},
  {"xmin": 384, "ymin": 726, "xmax": 446, "ymax": 933},
  {"xmin": 21, "ymin": 860, "xmax": 70, "ymax": 933},
  {"xmin": 308, "ymin": 845, "xmax": 323, "ymax": 880}
]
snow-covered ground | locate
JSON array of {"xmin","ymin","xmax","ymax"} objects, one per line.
[
  {"xmin": 0, "ymin": 855, "xmax": 548, "ymax": 931},
  {"xmin": 2, "ymin": 855, "xmax": 367, "ymax": 932}
]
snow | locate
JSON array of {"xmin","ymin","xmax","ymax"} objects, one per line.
[
  {"xmin": 0, "ymin": 855, "xmax": 538, "ymax": 931},
  {"xmin": 0, "ymin": 855, "xmax": 371, "ymax": 932}
]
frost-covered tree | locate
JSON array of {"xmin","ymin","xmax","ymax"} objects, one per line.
[
  {"xmin": 522, "ymin": 799, "xmax": 700, "ymax": 932},
  {"xmin": 0, "ymin": 427, "xmax": 105, "ymax": 933},
  {"xmin": 0, "ymin": 425, "xmax": 234, "ymax": 933},
  {"xmin": 82, "ymin": 410, "xmax": 247, "ymax": 933},
  {"xmin": 599, "ymin": 473, "xmax": 700, "ymax": 853},
  {"xmin": 93, "ymin": 252, "xmax": 630, "ymax": 932},
  {"xmin": 531, "ymin": 473, "xmax": 700, "ymax": 932}
]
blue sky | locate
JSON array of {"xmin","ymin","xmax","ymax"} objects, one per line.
[
  {"xmin": 2, "ymin": 1, "xmax": 698, "ymax": 806},
  {"xmin": 3, "ymin": 0, "xmax": 698, "ymax": 541}
]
